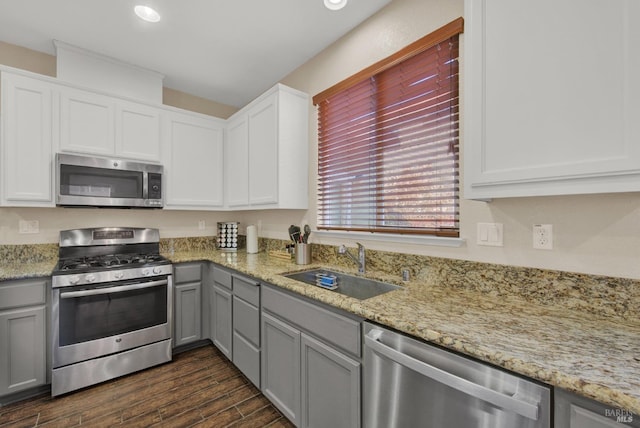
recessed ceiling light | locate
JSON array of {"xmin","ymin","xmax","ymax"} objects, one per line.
[
  {"xmin": 324, "ymin": 0, "xmax": 348, "ymax": 11},
  {"xmin": 134, "ymin": 5, "xmax": 161, "ymax": 23}
]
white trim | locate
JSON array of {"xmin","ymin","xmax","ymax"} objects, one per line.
[{"xmin": 314, "ymin": 230, "xmax": 466, "ymax": 248}]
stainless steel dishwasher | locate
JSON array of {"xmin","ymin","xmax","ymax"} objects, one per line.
[{"xmin": 363, "ymin": 322, "xmax": 551, "ymax": 428}]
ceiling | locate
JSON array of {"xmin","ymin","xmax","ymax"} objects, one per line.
[{"xmin": 0, "ymin": 0, "xmax": 391, "ymax": 108}]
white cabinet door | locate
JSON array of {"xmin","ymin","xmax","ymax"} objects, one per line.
[
  {"xmin": 163, "ymin": 112, "xmax": 224, "ymax": 209},
  {"xmin": 464, "ymin": 0, "xmax": 640, "ymax": 199},
  {"xmin": 225, "ymin": 114, "xmax": 249, "ymax": 207},
  {"xmin": 248, "ymin": 95, "xmax": 279, "ymax": 205},
  {"xmin": 59, "ymin": 87, "xmax": 115, "ymax": 156},
  {"xmin": 115, "ymin": 100, "xmax": 161, "ymax": 161},
  {"xmin": 229, "ymin": 84, "xmax": 308, "ymax": 210},
  {"xmin": 60, "ymin": 86, "xmax": 162, "ymax": 161},
  {"xmin": 1, "ymin": 72, "xmax": 54, "ymax": 206}
]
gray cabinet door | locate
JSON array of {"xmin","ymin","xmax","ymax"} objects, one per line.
[
  {"xmin": 261, "ymin": 312, "xmax": 301, "ymax": 426},
  {"xmin": 555, "ymin": 389, "xmax": 636, "ymax": 428},
  {"xmin": 212, "ymin": 284, "xmax": 232, "ymax": 359},
  {"xmin": 174, "ymin": 282, "xmax": 202, "ymax": 347},
  {"xmin": 301, "ymin": 333, "xmax": 361, "ymax": 428},
  {"xmin": 0, "ymin": 306, "xmax": 46, "ymax": 396}
]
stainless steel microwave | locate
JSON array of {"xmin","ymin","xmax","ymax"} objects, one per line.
[{"xmin": 56, "ymin": 153, "xmax": 163, "ymax": 208}]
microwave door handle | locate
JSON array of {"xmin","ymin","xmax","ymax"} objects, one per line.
[
  {"xmin": 59, "ymin": 279, "xmax": 168, "ymax": 299},
  {"xmin": 364, "ymin": 329, "xmax": 540, "ymax": 420}
]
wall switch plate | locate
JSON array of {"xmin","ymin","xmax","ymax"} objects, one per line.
[
  {"xmin": 477, "ymin": 222, "xmax": 503, "ymax": 247},
  {"xmin": 19, "ymin": 220, "xmax": 39, "ymax": 234},
  {"xmin": 533, "ymin": 224, "xmax": 553, "ymax": 250}
]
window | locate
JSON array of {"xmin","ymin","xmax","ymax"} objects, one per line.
[{"xmin": 313, "ymin": 18, "xmax": 463, "ymax": 237}]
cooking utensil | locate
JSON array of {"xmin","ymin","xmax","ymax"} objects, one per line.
[
  {"xmin": 303, "ymin": 224, "xmax": 311, "ymax": 243},
  {"xmin": 288, "ymin": 225, "xmax": 301, "ymax": 243}
]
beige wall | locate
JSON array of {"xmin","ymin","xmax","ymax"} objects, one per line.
[
  {"xmin": 239, "ymin": 0, "xmax": 640, "ymax": 280},
  {"xmin": 0, "ymin": 41, "xmax": 237, "ymax": 118},
  {"xmin": 2, "ymin": 0, "xmax": 640, "ymax": 280},
  {"xmin": 0, "ymin": 41, "xmax": 238, "ymax": 244}
]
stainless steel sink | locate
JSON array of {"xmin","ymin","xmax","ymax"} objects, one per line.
[{"xmin": 283, "ymin": 269, "xmax": 401, "ymax": 300}]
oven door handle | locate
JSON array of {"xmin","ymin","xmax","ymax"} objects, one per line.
[
  {"xmin": 59, "ymin": 279, "xmax": 168, "ymax": 299},
  {"xmin": 365, "ymin": 328, "xmax": 540, "ymax": 420}
]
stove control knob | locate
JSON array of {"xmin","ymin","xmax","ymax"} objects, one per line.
[
  {"xmin": 113, "ymin": 272, "xmax": 124, "ymax": 280},
  {"xmin": 68, "ymin": 275, "xmax": 80, "ymax": 285},
  {"xmin": 142, "ymin": 268, "xmax": 151, "ymax": 276},
  {"xmin": 86, "ymin": 274, "xmax": 96, "ymax": 283},
  {"xmin": 152, "ymin": 266, "xmax": 162, "ymax": 275}
]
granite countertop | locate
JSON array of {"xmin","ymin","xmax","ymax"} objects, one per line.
[
  {"xmin": 170, "ymin": 250, "xmax": 640, "ymax": 415},
  {"xmin": 2, "ymin": 249, "xmax": 638, "ymax": 414}
]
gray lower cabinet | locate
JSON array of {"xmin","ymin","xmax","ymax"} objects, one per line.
[
  {"xmin": 0, "ymin": 278, "xmax": 48, "ymax": 397},
  {"xmin": 555, "ymin": 388, "xmax": 638, "ymax": 428},
  {"xmin": 211, "ymin": 266, "xmax": 233, "ymax": 359},
  {"xmin": 173, "ymin": 263, "xmax": 202, "ymax": 347},
  {"xmin": 301, "ymin": 332, "xmax": 360, "ymax": 428},
  {"xmin": 231, "ymin": 274, "xmax": 260, "ymax": 388},
  {"xmin": 262, "ymin": 312, "xmax": 301, "ymax": 425},
  {"xmin": 261, "ymin": 283, "xmax": 363, "ymax": 428}
]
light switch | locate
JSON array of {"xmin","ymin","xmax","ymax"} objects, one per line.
[{"xmin": 477, "ymin": 222, "xmax": 503, "ymax": 247}]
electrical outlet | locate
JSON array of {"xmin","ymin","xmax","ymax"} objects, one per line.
[
  {"xmin": 19, "ymin": 220, "xmax": 39, "ymax": 234},
  {"xmin": 533, "ymin": 224, "xmax": 553, "ymax": 250},
  {"xmin": 198, "ymin": 220, "xmax": 205, "ymax": 230}
]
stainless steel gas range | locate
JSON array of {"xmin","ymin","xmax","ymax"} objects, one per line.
[{"xmin": 51, "ymin": 227, "xmax": 173, "ymax": 396}]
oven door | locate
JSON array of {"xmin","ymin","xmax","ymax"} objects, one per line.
[{"xmin": 52, "ymin": 275, "xmax": 172, "ymax": 368}]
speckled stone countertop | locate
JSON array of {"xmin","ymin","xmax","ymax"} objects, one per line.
[
  {"xmin": 1, "ymin": 244, "xmax": 638, "ymax": 415},
  {"xmin": 168, "ymin": 249, "xmax": 640, "ymax": 415}
]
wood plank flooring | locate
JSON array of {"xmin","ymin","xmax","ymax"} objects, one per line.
[{"xmin": 0, "ymin": 345, "xmax": 295, "ymax": 428}]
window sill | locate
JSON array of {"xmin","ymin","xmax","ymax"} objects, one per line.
[{"xmin": 314, "ymin": 230, "xmax": 466, "ymax": 248}]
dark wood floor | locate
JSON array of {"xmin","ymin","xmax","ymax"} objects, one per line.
[{"xmin": 0, "ymin": 345, "xmax": 295, "ymax": 427}]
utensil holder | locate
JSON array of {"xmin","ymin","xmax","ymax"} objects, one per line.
[{"xmin": 295, "ymin": 243, "xmax": 312, "ymax": 265}]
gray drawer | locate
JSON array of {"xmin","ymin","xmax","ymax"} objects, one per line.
[
  {"xmin": 262, "ymin": 285, "xmax": 362, "ymax": 358},
  {"xmin": 0, "ymin": 278, "xmax": 47, "ymax": 310},
  {"xmin": 233, "ymin": 296, "xmax": 260, "ymax": 346},
  {"xmin": 233, "ymin": 332, "xmax": 260, "ymax": 388},
  {"xmin": 212, "ymin": 266, "xmax": 232, "ymax": 290},
  {"xmin": 233, "ymin": 274, "xmax": 259, "ymax": 306},
  {"xmin": 174, "ymin": 263, "xmax": 202, "ymax": 284}
]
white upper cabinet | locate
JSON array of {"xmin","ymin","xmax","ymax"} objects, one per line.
[
  {"xmin": 115, "ymin": 100, "xmax": 161, "ymax": 161},
  {"xmin": 59, "ymin": 86, "xmax": 161, "ymax": 162},
  {"xmin": 225, "ymin": 84, "xmax": 309, "ymax": 209},
  {"xmin": 162, "ymin": 111, "xmax": 225, "ymax": 209},
  {"xmin": 225, "ymin": 114, "xmax": 249, "ymax": 207},
  {"xmin": 248, "ymin": 95, "xmax": 279, "ymax": 205},
  {"xmin": 1, "ymin": 71, "xmax": 55, "ymax": 206},
  {"xmin": 464, "ymin": 0, "xmax": 640, "ymax": 199}
]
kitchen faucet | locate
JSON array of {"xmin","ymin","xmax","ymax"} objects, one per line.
[{"xmin": 338, "ymin": 243, "xmax": 366, "ymax": 274}]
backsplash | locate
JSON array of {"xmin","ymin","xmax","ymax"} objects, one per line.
[
  {"xmin": 1, "ymin": 236, "xmax": 636, "ymax": 320},
  {"xmin": 261, "ymin": 237, "xmax": 639, "ymax": 320}
]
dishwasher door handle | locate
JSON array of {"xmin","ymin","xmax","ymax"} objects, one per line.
[{"xmin": 365, "ymin": 329, "xmax": 540, "ymax": 420}]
